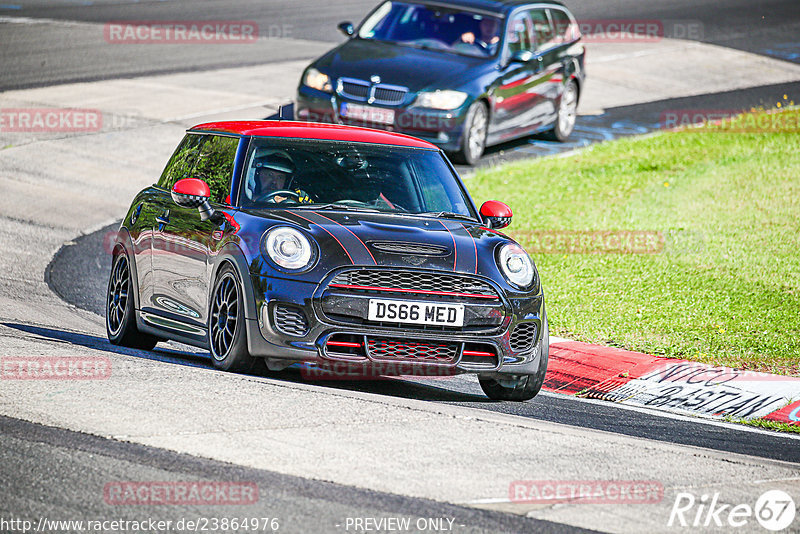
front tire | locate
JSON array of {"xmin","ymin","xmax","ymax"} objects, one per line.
[
  {"xmin": 106, "ymin": 250, "xmax": 159, "ymax": 350},
  {"xmin": 452, "ymin": 100, "xmax": 488, "ymax": 165},
  {"xmin": 208, "ymin": 265, "xmax": 263, "ymax": 373},
  {"xmin": 479, "ymin": 315, "xmax": 549, "ymax": 401}
]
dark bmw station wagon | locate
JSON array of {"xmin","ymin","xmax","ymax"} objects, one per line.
[{"xmin": 296, "ymin": 0, "xmax": 585, "ymax": 164}]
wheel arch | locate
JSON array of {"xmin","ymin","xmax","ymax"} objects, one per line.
[
  {"xmin": 567, "ymin": 59, "xmax": 582, "ymax": 103},
  {"xmin": 110, "ymin": 227, "xmax": 142, "ymax": 312},
  {"xmin": 209, "ymin": 242, "xmax": 259, "ymax": 323}
]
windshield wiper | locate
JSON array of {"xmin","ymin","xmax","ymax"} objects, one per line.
[
  {"xmin": 296, "ymin": 203, "xmax": 380, "ymax": 213},
  {"xmin": 420, "ymin": 211, "xmax": 477, "ymax": 222}
]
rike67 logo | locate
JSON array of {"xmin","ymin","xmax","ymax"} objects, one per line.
[{"xmin": 669, "ymin": 490, "xmax": 796, "ymax": 531}]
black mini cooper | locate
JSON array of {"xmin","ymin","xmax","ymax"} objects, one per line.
[{"xmin": 106, "ymin": 121, "xmax": 549, "ymax": 400}]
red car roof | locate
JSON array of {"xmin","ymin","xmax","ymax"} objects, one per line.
[{"xmin": 189, "ymin": 120, "xmax": 438, "ymax": 149}]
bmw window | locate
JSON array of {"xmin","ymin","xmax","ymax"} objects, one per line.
[{"xmin": 358, "ymin": 1, "xmax": 504, "ymax": 58}]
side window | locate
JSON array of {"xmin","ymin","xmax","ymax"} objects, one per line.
[
  {"xmin": 157, "ymin": 134, "xmax": 203, "ymax": 190},
  {"xmin": 529, "ymin": 8, "xmax": 555, "ymax": 51},
  {"xmin": 192, "ymin": 135, "xmax": 239, "ymax": 204},
  {"xmin": 505, "ymin": 12, "xmax": 533, "ymax": 55},
  {"xmin": 549, "ymin": 8, "xmax": 574, "ymax": 44}
]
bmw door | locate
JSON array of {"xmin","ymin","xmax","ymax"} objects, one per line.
[{"xmin": 489, "ymin": 8, "xmax": 560, "ymax": 141}]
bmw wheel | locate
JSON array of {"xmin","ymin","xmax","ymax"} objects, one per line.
[
  {"xmin": 479, "ymin": 314, "xmax": 549, "ymax": 401},
  {"xmin": 452, "ymin": 100, "xmax": 488, "ymax": 165},
  {"xmin": 546, "ymin": 79, "xmax": 578, "ymax": 142},
  {"xmin": 106, "ymin": 250, "xmax": 159, "ymax": 350},
  {"xmin": 208, "ymin": 265, "xmax": 263, "ymax": 373}
]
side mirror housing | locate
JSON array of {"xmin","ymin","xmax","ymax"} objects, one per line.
[
  {"xmin": 172, "ymin": 178, "xmax": 216, "ymax": 221},
  {"xmin": 509, "ymin": 50, "xmax": 543, "ymax": 72},
  {"xmin": 336, "ymin": 21, "xmax": 356, "ymax": 37},
  {"xmin": 337, "ymin": 21, "xmax": 355, "ymax": 37},
  {"xmin": 509, "ymin": 50, "xmax": 534, "ymax": 63},
  {"xmin": 480, "ymin": 200, "xmax": 512, "ymax": 229}
]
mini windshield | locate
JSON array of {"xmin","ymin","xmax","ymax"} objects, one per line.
[
  {"xmin": 239, "ymin": 138, "xmax": 476, "ymax": 218},
  {"xmin": 358, "ymin": 1, "xmax": 503, "ymax": 58}
]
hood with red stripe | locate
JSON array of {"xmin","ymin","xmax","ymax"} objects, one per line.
[{"xmin": 235, "ymin": 208, "xmax": 516, "ymax": 283}]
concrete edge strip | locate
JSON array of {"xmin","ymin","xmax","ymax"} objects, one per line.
[{"xmin": 544, "ymin": 341, "xmax": 800, "ymax": 426}]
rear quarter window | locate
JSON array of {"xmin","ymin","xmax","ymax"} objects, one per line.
[
  {"xmin": 192, "ymin": 135, "xmax": 239, "ymax": 204},
  {"xmin": 157, "ymin": 134, "xmax": 204, "ymax": 190},
  {"xmin": 549, "ymin": 8, "xmax": 575, "ymax": 44}
]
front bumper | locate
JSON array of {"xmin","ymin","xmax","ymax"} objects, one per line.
[
  {"xmin": 295, "ymin": 85, "xmax": 469, "ymax": 153},
  {"xmin": 244, "ymin": 267, "xmax": 546, "ymax": 375}
]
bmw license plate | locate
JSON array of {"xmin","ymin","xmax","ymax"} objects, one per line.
[
  {"xmin": 340, "ymin": 102, "xmax": 395, "ymax": 125},
  {"xmin": 368, "ymin": 299, "xmax": 464, "ymax": 327}
]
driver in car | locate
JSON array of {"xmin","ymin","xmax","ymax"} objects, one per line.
[
  {"xmin": 253, "ymin": 151, "xmax": 312, "ymax": 204},
  {"xmin": 458, "ymin": 17, "xmax": 500, "ymax": 53}
]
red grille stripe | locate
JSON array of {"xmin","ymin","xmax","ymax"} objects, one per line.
[
  {"xmin": 328, "ymin": 340, "xmax": 363, "ymax": 348},
  {"xmin": 463, "ymin": 350, "xmax": 494, "ymax": 357},
  {"xmin": 328, "ymin": 283, "xmax": 498, "ymax": 299}
]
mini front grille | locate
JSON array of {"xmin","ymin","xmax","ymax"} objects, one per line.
[
  {"xmin": 509, "ymin": 321, "xmax": 538, "ymax": 353},
  {"xmin": 329, "ymin": 270, "xmax": 498, "ymax": 299},
  {"xmin": 367, "ymin": 337, "xmax": 458, "ymax": 363},
  {"xmin": 369, "ymin": 242, "xmax": 450, "ymax": 256},
  {"xmin": 273, "ymin": 305, "xmax": 309, "ymax": 337}
]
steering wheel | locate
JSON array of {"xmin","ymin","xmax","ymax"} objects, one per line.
[{"xmin": 262, "ymin": 190, "xmax": 303, "ymax": 203}]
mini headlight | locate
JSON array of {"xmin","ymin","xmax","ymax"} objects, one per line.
[
  {"xmin": 415, "ymin": 90, "xmax": 468, "ymax": 110},
  {"xmin": 303, "ymin": 68, "xmax": 332, "ymax": 93},
  {"xmin": 498, "ymin": 243, "xmax": 535, "ymax": 288},
  {"xmin": 263, "ymin": 227, "xmax": 314, "ymax": 270}
]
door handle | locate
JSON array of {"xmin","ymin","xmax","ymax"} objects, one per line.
[
  {"xmin": 130, "ymin": 203, "xmax": 143, "ymax": 225},
  {"xmin": 156, "ymin": 209, "xmax": 170, "ymax": 229}
]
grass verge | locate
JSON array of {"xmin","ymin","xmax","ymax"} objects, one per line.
[
  {"xmin": 725, "ymin": 417, "xmax": 800, "ymax": 434},
  {"xmin": 468, "ymin": 107, "xmax": 800, "ymax": 374}
]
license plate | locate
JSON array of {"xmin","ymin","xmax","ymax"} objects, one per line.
[
  {"xmin": 340, "ymin": 102, "xmax": 395, "ymax": 125},
  {"xmin": 367, "ymin": 299, "xmax": 464, "ymax": 327}
]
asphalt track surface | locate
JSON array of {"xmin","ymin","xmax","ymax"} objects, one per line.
[
  {"xmin": 46, "ymin": 221, "xmax": 800, "ymax": 465},
  {"xmin": 1, "ymin": 0, "xmax": 799, "ymax": 90},
  {"xmin": 0, "ymin": 415, "xmax": 591, "ymax": 534}
]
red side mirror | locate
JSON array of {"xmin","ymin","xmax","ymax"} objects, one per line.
[
  {"xmin": 480, "ymin": 200, "xmax": 512, "ymax": 229},
  {"xmin": 171, "ymin": 178, "xmax": 210, "ymax": 207},
  {"xmin": 172, "ymin": 178, "xmax": 216, "ymax": 221}
]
